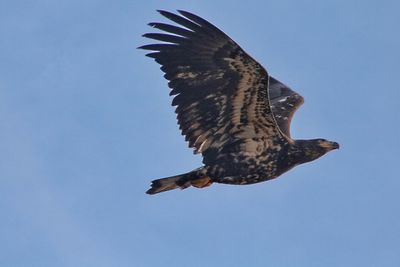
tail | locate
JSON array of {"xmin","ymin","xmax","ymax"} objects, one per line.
[{"xmin": 146, "ymin": 169, "xmax": 212, "ymax": 195}]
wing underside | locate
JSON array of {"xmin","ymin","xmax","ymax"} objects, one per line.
[{"xmin": 140, "ymin": 10, "xmax": 292, "ymax": 165}]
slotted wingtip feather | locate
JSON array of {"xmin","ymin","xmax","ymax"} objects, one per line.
[
  {"xmin": 176, "ymin": 10, "xmax": 197, "ymax": 19},
  {"xmin": 177, "ymin": 10, "xmax": 205, "ymax": 24},
  {"xmin": 177, "ymin": 9, "xmax": 189, "ymax": 15},
  {"xmin": 154, "ymin": 9, "xmax": 203, "ymax": 32},
  {"xmin": 157, "ymin": 9, "xmax": 173, "ymax": 18},
  {"xmin": 137, "ymin": 44, "xmax": 149, "ymax": 50},
  {"xmin": 148, "ymin": 22, "xmax": 155, "ymax": 27},
  {"xmin": 137, "ymin": 43, "xmax": 177, "ymax": 51},
  {"xmin": 142, "ymin": 33, "xmax": 186, "ymax": 44}
]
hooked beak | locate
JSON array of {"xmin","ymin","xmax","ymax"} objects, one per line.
[{"xmin": 320, "ymin": 140, "xmax": 340, "ymax": 150}]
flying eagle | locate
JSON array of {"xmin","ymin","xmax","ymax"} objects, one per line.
[{"xmin": 139, "ymin": 10, "xmax": 339, "ymax": 194}]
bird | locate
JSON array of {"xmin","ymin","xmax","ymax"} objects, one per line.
[{"xmin": 139, "ymin": 10, "xmax": 339, "ymax": 195}]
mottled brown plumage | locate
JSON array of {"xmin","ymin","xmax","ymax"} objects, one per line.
[{"xmin": 139, "ymin": 10, "xmax": 339, "ymax": 195}]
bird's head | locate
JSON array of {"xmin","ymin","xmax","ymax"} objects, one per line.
[{"xmin": 293, "ymin": 138, "xmax": 339, "ymax": 163}]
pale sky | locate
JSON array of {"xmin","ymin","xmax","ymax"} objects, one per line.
[{"xmin": 1, "ymin": 1, "xmax": 399, "ymax": 266}]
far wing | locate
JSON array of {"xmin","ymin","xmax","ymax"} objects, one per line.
[{"xmin": 269, "ymin": 77, "xmax": 304, "ymax": 137}]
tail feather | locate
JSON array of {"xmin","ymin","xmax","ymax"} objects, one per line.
[
  {"xmin": 146, "ymin": 169, "xmax": 213, "ymax": 195},
  {"xmin": 146, "ymin": 174, "xmax": 188, "ymax": 195}
]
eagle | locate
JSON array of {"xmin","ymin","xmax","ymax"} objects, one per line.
[{"xmin": 139, "ymin": 10, "xmax": 339, "ymax": 195}]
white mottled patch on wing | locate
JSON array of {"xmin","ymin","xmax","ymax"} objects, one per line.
[
  {"xmin": 198, "ymin": 139, "xmax": 211, "ymax": 153},
  {"xmin": 271, "ymin": 93, "xmax": 304, "ymax": 137},
  {"xmin": 224, "ymin": 55, "xmax": 258, "ymax": 126},
  {"xmin": 278, "ymin": 97, "xmax": 288, "ymax": 102},
  {"xmin": 176, "ymin": 72, "xmax": 199, "ymax": 79},
  {"xmin": 243, "ymin": 139, "xmax": 261, "ymax": 154},
  {"xmin": 232, "ymin": 74, "xmax": 251, "ymax": 125}
]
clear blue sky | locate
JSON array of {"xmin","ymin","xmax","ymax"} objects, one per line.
[{"xmin": 1, "ymin": 1, "xmax": 399, "ymax": 266}]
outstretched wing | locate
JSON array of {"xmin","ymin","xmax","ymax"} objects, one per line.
[
  {"xmin": 269, "ymin": 77, "xmax": 304, "ymax": 137},
  {"xmin": 140, "ymin": 10, "xmax": 286, "ymax": 165}
]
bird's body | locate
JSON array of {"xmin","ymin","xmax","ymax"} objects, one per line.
[{"xmin": 139, "ymin": 10, "xmax": 339, "ymax": 194}]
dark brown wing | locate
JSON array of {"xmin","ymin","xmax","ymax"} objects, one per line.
[
  {"xmin": 269, "ymin": 77, "xmax": 304, "ymax": 137},
  {"xmin": 139, "ymin": 10, "xmax": 286, "ymax": 165}
]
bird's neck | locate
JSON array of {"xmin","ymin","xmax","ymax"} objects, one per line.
[
  {"xmin": 281, "ymin": 141, "xmax": 312, "ymax": 166},
  {"xmin": 272, "ymin": 143, "xmax": 307, "ymax": 177}
]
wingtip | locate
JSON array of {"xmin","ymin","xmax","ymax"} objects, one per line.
[
  {"xmin": 177, "ymin": 9, "xmax": 190, "ymax": 16},
  {"xmin": 157, "ymin": 9, "xmax": 191, "ymax": 17},
  {"xmin": 157, "ymin": 9, "xmax": 170, "ymax": 16}
]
